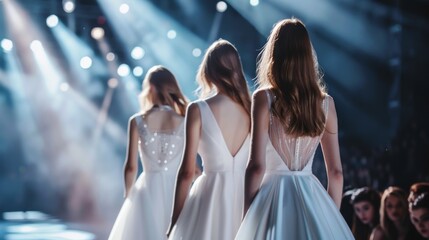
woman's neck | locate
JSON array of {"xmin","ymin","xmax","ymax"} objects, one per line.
[
  {"xmin": 151, "ymin": 103, "xmax": 172, "ymax": 110},
  {"xmin": 393, "ymin": 220, "xmax": 407, "ymax": 237},
  {"xmin": 151, "ymin": 98, "xmax": 163, "ymax": 106}
]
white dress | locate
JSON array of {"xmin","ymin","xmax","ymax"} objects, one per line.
[
  {"xmin": 168, "ymin": 100, "xmax": 250, "ymax": 240},
  {"xmin": 235, "ymin": 91, "xmax": 354, "ymax": 240},
  {"xmin": 109, "ymin": 107, "xmax": 184, "ymax": 240}
]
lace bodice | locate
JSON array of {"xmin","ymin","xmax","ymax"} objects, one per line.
[
  {"xmin": 265, "ymin": 90, "xmax": 329, "ymax": 172},
  {"xmin": 132, "ymin": 106, "xmax": 185, "ymax": 173}
]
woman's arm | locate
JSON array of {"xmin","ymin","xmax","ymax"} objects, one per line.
[
  {"xmin": 123, "ymin": 117, "xmax": 139, "ymax": 198},
  {"xmin": 320, "ymin": 96, "xmax": 343, "ymax": 208},
  {"xmin": 167, "ymin": 102, "xmax": 201, "ymax": 236},
  {"xmin": 243, "ymin": 90, "xmax": 269, "ymax": 216}
]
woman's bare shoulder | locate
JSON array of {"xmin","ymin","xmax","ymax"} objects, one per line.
[{"xmin": 370, "ymin": 225, "xmax": 386, "ymax": 240}]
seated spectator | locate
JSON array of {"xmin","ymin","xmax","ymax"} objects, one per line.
[
  {"xmin": 410, "ymin": 193, "xmax": 429, "ymax": 239},
  {"xmin": 370, "ymin": 186, "xmax": 422, "ymax": 240},
  {"xmin": 351, "ymin": 187, "xmax": 381, "ymax": 240}
]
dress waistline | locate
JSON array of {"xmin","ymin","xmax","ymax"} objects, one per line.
[
  {"xmin": 265, "ymin": 170, "xmax": 312, "ymax": 176},
  {"xmin": 203, "ymin": 169, "xmax": 245, "ymax": 174}
]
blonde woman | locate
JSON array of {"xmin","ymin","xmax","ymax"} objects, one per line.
[
  {"xmin": 370, "ymin": 187, "xmax": 421, "ymax": 240},
  {"xmin": 235, "ymin": 18, "xmax": 353, "ymax": 239},
  {"xmin": 167, "ymin": 39, "xmax": 251, "ymax": 240},
  {"xmin": 109, "ymin": 66, "xmax": 188, "ymax": 240}
]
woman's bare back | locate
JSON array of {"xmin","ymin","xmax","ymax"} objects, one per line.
[{"xmin": 205, "ymin": 94, "xmax": 250, "ymax": 157}]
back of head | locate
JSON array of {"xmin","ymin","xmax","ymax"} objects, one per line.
[
  {"xmin": 257, "ymin": 18, "xmax": 326, "ymax": 137},
  {"xmin": 197, "ymin": 39, "xmax": 251, "ymax": 115},
  {"xmin": 139, "ymin": 65, "xmax": 188, "ymax": 116}
]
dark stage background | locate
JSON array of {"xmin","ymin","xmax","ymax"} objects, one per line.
[{"xmin": 0, "ymin": 0, "xmax": 428, "ymax": 239}]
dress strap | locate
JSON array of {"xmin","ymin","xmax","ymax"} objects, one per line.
[
  {"xmin": 195, "ymin": 100, "xmax": 206, "ymax": 130},
  {"xmin": 264, "ymin": 89, "xmax": 273, "ymax": 126},
  {"xmin": 323, "ymin": 95, "xmax": 330, "ymax": 124},
  {"xmin": 265, "ymin": 90, "xmax": 271, "ymax": 106},
  {"xmin": 131, "ymin": 112, "xmax": 142, "ymax": 127}
]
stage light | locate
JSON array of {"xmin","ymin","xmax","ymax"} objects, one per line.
[
  {"xmin": 80, "ymin": 56, "xmax": 92, "ymax": 69},
  {"xmin": 63, "ymin": 0, "xmax": 75, "ymax": 13},
  {"xmin": 108, "ymin": 78, "xmax": 118, "ymax": 88},
  {"xmin": 192, "ymin": 48, "xmax": 201, "ymax": 57},
  {"xmin": 167, "ymin": 30, "xmax": 177, "ymax": 39},
  {"xmin": 91, "ymin": 27, "xmax": 105, "ymax": 40},
  {"xmin": 216, "ymin": 1, "xmax": 227, "ymax": 12},
  {"xmin": 133, "ymin": 66, "xmax": 143, "ymax": 77},
  {"xmin": 1, "ymin": 39, "xmax": 13, "ymax": 52},
  {"xmin": 119, "ymin": 4, "xmax": 129, "ymax": 14},
  {"xmin": 117, "ymin": 64, "xmax": 130, "ymax": 77},
  {"xmin": 106, "ymin": 52, "xmax": 115, "ymax": 61},
  {"xmin": 30, "ymin": 40, "xmax": 42, "ymax": 52},
  {"xmin": 131, "ymin": 46, "xmax": 144, "ymax": 60},
  {"xmin": 96, "ymin": 0, "xmax": 206, "ymax": 100},
  {"xmin": 60, "ymin": 82, "xmax": 70, "ymax": 92},
  {"xmin": 46, "ymin": 15, "xmax": 59, "ymax": 28},
  {"xmin": 250, "ymin": 0, "xmax": 259, "ymax": 7}
]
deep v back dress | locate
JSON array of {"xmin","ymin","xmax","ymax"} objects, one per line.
[{"xmin": 168, "ymin": 100, "xmax": 250, "ymax": 240}]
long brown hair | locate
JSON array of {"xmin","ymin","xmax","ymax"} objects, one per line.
[
  {"xmin": 139, "ymin": 65, "xmax": 188, "ymax": 116},
  {"xmin": 380, "ymin": 187, "xmax": 412, "ymax": 240},
  {"xmin": 257, "ymin": 18, "xmax": 326, "ymax": 137},
  {"xmin": 196, "ymin": 39, "xmax": 251, "ymax": 115}
]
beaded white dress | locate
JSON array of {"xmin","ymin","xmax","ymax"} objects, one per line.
[
  {"xmin": 168, "ymin": 100, "xmax": 250, "ymax": 240},
  {"xmin": 109, "ymin": 106, "xmax": 184, "ymax": 240},
  {"xmin": 235, "ymin": 90, "xmax": 354, "ymax": 240}
]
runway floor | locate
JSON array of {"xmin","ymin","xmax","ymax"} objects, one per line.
[{"xmin": 0, "ymin": 211, "xmax": 103, "ymax": 240}]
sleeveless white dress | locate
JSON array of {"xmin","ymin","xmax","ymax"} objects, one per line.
[
  {"xmin": 109, "ymin": 108, "xmax": 184, "ymax": 240},
  {"xmin": 235, "ymin": 91, "xmax": 354, "ymax": 240},
  {"xmin": 168, "ymin": 100, "xmax": 250, "ymax": 240}
]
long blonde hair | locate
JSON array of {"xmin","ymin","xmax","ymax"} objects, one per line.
[
  {"xmin": 196, "ymin": 39, "xmax": 251, "ymax": 115},
  {"xmin": 380, "ymin": 187, "xmax": 411, "ymax": 240},
  {"xmin": 257, "ymin": 18, "xmax": 326, "ymax": 137},
  {"xmin": 139, "ymin": 65, "xmax": 188, "ymax": 116}
]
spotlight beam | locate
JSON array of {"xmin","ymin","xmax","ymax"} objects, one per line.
[
  {"xmin": 97, "ymin": 0, "xmax": 207, "ymax": 99},
  {"xmin": 226, "ymin": 0, "xmax": 391, "ymax": 62}
]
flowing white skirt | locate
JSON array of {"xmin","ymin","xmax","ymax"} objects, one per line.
[
  {"xmin": 235, "ymin": 172, "xmax": 354, "ymax": 240},
  {"xmin": 109, "ymin": 172, "xmax": 176, "ymax": 240},
  {"xmin": 168, "ymin": 171, "xmax": 244, "ymax": 240}
]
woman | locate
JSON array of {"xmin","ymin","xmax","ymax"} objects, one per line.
[
  {"xmin": 351, "ymin": 187, "xmax": 381, "ymax": 240},
  {"xmin": 410, "ymin": 193, "xmax": 429, "ymax": 239},
  {"xmin": 109, "ymin": 66, "xmax": 188, "ymax": 240},
  {"xmin": 234, "ymin": 18, "xmax": 353, "ymax": 239},
  {"xmin": 167, "ymin": 39, "xmax": 251, "ymax": 240},
  {"xmin": 370, "ymin": 187, "xmax": 422, "ymax": 240}
]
